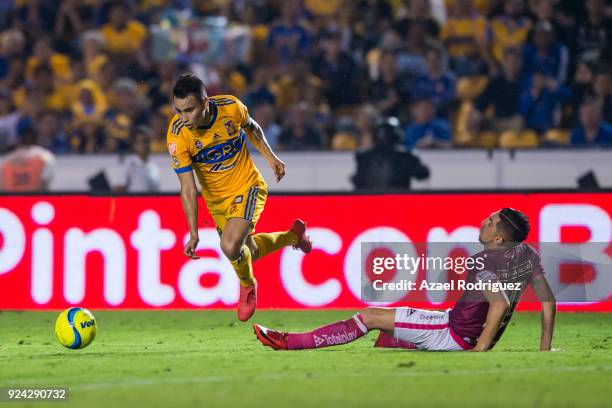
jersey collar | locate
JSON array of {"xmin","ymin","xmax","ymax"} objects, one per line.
[{"xmin": 198, "ymin": 100, "xmax": 218, "ymax": 130}]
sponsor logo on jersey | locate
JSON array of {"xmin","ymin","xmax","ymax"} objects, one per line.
[
  {"xmin": 172, "ymin": 156, "xmax": 179, "ymax": 168},
  {"xmin": 192, "ymin": 132, "xmax": 245, "ymax": 165}
]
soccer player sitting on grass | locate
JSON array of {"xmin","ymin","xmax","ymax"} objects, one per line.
[{"xmin": 254, "ymin": 208, "xmax": 557, "ymax": 352}]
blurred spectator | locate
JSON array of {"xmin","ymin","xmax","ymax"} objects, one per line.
[
  {"xmin": 310, "ymin": 30, "xmax": 362, "ymax": 110},
  {"xmin": 25, "ymin": 38, "xmax": 73, "ymax": 84},
  {"xmin": 573, "ymin": 0, "xmax": 611, "ymax": 63},
  {"xmin": 523, "ymin": 21, "xmax": 569, "ymax": 84},
  {"xmin": 13, "ymin": 64, "xmax": 67, "ymax": 112},
  {"xmin": 411, "ymin": 47, "xmax": 456, "ymax": 117},
  {"xmin": 490, "ymin": 0, "xmax": 532, "ymax": 64},
  {"xmin": 568, "ymin": 60, "xmax": 596, "ymax": 122},
  {"xmin": 251, "ymin": 102, "xmax": 281, "ymax": 150},
  {"xmin": 352, "ymin": 117, "xmax": 430, "ymax": 190},
  {"xmin": 519, "ymin": 70, "xmax": 569, "ymax": 134},
  {"xmin": 266, "ymin": 0, "xmax": 309, "ymax": 66},
  {"xmin": 405, "ymin": 98, "xmax": 452, "ymax": 148},
  {"xmin": 244, "ymin": 66, "xmax": 276, "ymax": 109},
  {"xmin": 272, "ymin": 59, "xmax": 322, "ymax": 110},
  {"xmin": 472, "ymin": 48, "xmax": 525, "ymax": 133},
  {"xmin": 104, "ymin": 78, "xmax": 147, "ymax": 153},
  {"xmin": 395, "ymin": 0, "xmax": 440, "ymax": 38},
  {"xmin": 354, "ymin": 104, "xmax": 381, "ymax": 150},
  {"xmin": 81, "ymin": 30, "xmax": 108, "ymax": 79},
  {"xmin": 592, "ymin": 68, "xmax": 612, "ymax": 123},
  {"xmin": 70, "ymin": 79, "xmax": 108, "ymax": 128},
  {"xmin": 370, "ymin": 50, "xmax": 411, "ymax": 118},
  {"xmin": 0, "ymin": 91, "xmax": 28, "ymax": 152},
  {"xmin": 331, "ymin": 117, "xmax": 359, "ymax": 151},
  {"xmin": 278, "ymin": 103, "xmax": 324, "ymax": 150},
  {"xmin": 101, "ymin": 1, "xmax": 148, "ymax": 61},
  {"xmin": 396, "ymin": 20, "xmax": 431, "ymax": 77},
  {"xmin": 36, "ymin": 110, "xmax": 70, "ymax": 154},
  {"xmin": 54, "ymin": 0, "xmax": 95, "ymax": 50},
  {"xmin": 147, "ymin": 61, "xmax": 178, "ymax": 114},
  {"xmin": 0, "ymin": 29, "xmax": 26, "ymax": 88},
  {"xmin": 117, "ymin": 126, "xmax": 160, "ymax": 193},
  {"xmin": 441, "ymin": 0, "xmax": 488, "ymax": 76},
  {"xmin": 571, "ymin": 99, "xmax": 612, "ymax": 147},
  {"xmin": 0, "ymin": 126, "xmax": 55, "ymax": 191},
  {"xmin": 529, "ymin": 0, "xmax": 564, "ymax": 41}
]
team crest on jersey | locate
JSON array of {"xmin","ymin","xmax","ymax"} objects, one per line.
[
  {"xmin": 224, "ymin": 120, "xmax": 238, "ymax": 136},
  {"xmin": 195, "ymin": 140, "xmax": 203, "ymax": 149},
  {"xmin": 168, "ymin": 143, "xmax": 177, "ymax": 155}
]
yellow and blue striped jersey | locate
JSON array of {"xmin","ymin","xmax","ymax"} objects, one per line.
[{"xmin": 166, "ymin": 95, "xmax": 266, "ymax": 203}]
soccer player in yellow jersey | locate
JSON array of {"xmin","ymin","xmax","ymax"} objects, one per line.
[{"xmin": 167, "ymin": 74, "xmax": 312, "ymax": 321}]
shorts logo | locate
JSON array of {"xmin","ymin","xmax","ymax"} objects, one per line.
[
  {"xmin": 224, "ymin": 120, "xmax": 238, "ymax": 136},
  {"xmin": 419, "ymin": 314, "xmax": 444, "ymax": 320},
  {"xmin": 233, "ymin": 195, "xmax": 243, "ymax": 204},
  {"xmin": 195, "ymin": 140, "xmax": 203, "ymax": 149},
  {"xmin": 168, "ymin": 143, "xmax": 177, "ymax": 155}
]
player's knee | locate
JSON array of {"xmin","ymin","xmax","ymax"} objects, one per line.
[
  {"xmin": 360, "ymin": 307, "xmax": 386, "ymax": 330},
  {"xmin": 220, "ymin": 239, "xmax": 242, "ymax": 260}
]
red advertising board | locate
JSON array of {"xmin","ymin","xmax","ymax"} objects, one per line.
[{"xmin": 0, "ymin": 193, "xmax": 610, "ymax": 311}]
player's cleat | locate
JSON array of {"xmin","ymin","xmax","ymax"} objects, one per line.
[
  {"xmin": 237, "ymin": 284, "xmax": 257, "ymax": 322},
  {"xmin": 253, "ymin": 324, "xmax": 288, "ymax": 350},
  {"xmin": 374, "ymin": 332, "xmax": 417, "ymax": 349},
  {"xmin": 290, "ymin": 219, "xmax": 312, "ymax": 254}
]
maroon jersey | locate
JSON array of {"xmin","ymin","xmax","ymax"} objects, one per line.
[{"xmin": 448, "ymin": 243, "xmax": 544, "ymax": 348}]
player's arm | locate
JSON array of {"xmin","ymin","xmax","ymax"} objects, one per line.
[
  {"xmin": 471, "ymin": 288, "xmax": 510, "ymax": 352},
  {"xmin": 243, "ymin": 116, "xmax": 286, "ymax": 182},
  {"xmin": 531, "ymin": 273, "xmax": 556, "ymax": 351},
  {"xmin": 177, "ymin": 170, "xmax": 199, "ymax": 259}
]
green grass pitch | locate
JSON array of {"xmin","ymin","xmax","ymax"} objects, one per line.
[{"xmin": 1, "ymin": 311, "xmax": 611, "ymax": 408}]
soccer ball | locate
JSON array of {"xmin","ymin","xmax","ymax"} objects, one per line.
[{"xmin": 54, "ymin": 307, "xmax": 97, "ymax": 349}]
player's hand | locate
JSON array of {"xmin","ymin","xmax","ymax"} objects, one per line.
[
  {"xmin": 269, "ymin": 157, "xmax": 286, "ymax": 182},
  {"xmin": 469, "ymin": 345, "xmax": 488, "ymax": 352},
  {"xmin": 184, "ymin": 235, "xmax": 200, "ymax": 259}
]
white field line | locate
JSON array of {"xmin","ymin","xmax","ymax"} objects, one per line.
[{"xmin": 4, "ymin": 365, "xmax": 611, "ymax": 391}]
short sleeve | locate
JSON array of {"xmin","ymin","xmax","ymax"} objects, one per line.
[
  {"xmin": 235, "ymin": 97, "xmax": 249, "ymax": 128},
  {"xmin": 530, "ymin": 252, "xmax": 544, "ymax": 279},
  {"xmin": 166, "ymin": 118, "xmax": 192, "ymax": 174}
]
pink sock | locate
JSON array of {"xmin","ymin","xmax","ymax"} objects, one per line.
[
  {"xmin": 286, "ymin": 314, "xmax": 368, "ymax": 350},
  {"xmin": 374, "ymin": 331, "xmax": 417, "ymax": 349}
]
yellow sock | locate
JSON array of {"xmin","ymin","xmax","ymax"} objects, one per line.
[
  {"xmin": 252, "ymin": 231, "xmax": 298, "ymax": 259},
  {"xmin": 230, "ymin": 245, "xmax": 256, "ymax": 287}
]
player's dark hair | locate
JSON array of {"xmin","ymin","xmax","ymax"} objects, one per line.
[
  {"xmin": 497, "ymin": 208, "xmax": 530, "ymax": 242},
  {"xmin": 173, "ymin": 73, "xmax": 207, "ymax": 100}
]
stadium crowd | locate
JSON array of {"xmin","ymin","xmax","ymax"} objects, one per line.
[{"xmin": 0, "ymin": 0, "xmax": 610, "ymax": 156}]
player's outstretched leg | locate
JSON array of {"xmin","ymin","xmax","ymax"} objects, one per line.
[
  {"xmin": 251, "ymin": 219, "xmax": 312, "ymax": 260},
  {"xmin": 253, "ymin": 308, "xmax": 396, "ymax": 350}
]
